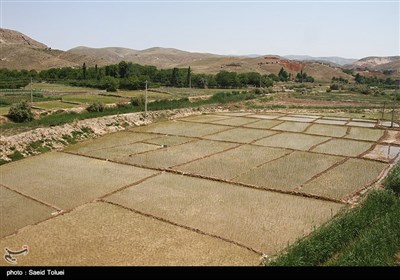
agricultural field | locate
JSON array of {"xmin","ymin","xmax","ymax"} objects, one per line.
[{"xmin": 1, "ymin": 112, "xmax": 399, "ymax": 266}]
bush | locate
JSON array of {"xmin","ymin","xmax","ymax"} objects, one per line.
[
  {"xmin": 326, "ymin": 88, "xmax": 332, "ymax": 93},
  {"xmin": 130, "ymin": 95, "xmax": 145, "ymax": 107},
  {"xmin": 8, "ymin": 101, "xmax": 34, "ymax": 122},
  {"xmin": 86, "ymin": 102, "xmax": 105, "ymax": 112},
  {"xmin": 385, "ymin": 165, "xmax": 400, "ymax": 195},
  {"xmin": 330, "ymin": 84, "xmax": 339, "ymax": 90}
]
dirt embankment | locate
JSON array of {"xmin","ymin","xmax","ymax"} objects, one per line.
[{"xmin": 0, "ymin": 106, "xmax": 226, "ymax": 162}]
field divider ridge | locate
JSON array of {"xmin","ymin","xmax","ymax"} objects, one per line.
[
  {"xmin": 101, "ymin": 200, "xmax": 264, "ymax": 257},
  {"xmin": 0, "ymin": 183, "xmax": 62, "ymax": 212}
]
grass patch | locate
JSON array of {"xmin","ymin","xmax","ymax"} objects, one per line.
[
  {"xmin": 385, "ymin": 164, "xmax": 400, "ymax": 195},
  {"xmin": 267, "ymin": 189, "xmax": 400, "ymax": 266},
  {"xmin": 8, "ymin": 150, "xmax": 24, "ymax": 161},
  {"xmin": 0, "ymin": 91, "xmax": 256, "ymax": 132},
  {"xmin": 0, "ymin": 159, "xmax": 9, "ymax": 165}
]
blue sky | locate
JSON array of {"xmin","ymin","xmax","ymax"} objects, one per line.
[{"xmin": 1, "ymin": 0, "xmax": 399, "ymax": 58}]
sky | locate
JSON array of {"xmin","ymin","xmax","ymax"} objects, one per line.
[{"xmin": 0, "ymin": 0, "xmax": 399, "ymax": 59}]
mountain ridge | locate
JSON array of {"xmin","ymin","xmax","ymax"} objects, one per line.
[{"xmin": 1, "ymin": 28, "xmax": 398, "ymax": 81}]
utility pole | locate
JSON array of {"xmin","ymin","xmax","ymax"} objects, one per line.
[
  {"xmin": 30, "ymin": 77, "xmax": 33, "ymax": 103},
  {"xmin": 145, "ymin": 80, "xmax": 148, "ymax": 117}
]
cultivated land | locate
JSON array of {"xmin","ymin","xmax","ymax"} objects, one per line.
[{"xmin": 1, "ymin": 112, "xmax": 398, "ymax": 266}]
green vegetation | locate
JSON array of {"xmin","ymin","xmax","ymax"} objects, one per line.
[
  {"xmin": 86, "ymin": 102, "xmax": 105, "ymax": 112},
  {"xmin": 267, "ymin": 169, "xmax": 400, "ymax": 266},
  {"xmin": 0, "ymin": 92, "xmax": 60, "ymax": 106},
  {"xmin": 1, "ymin": 91, "xmax": 255, "ymax": 131},
  {"xmin": 8, "ymin": 150, "xmax": 24, "ymax": 161},
  {"xmin": 385, "ymin": 165, "xmax": 400, "ymax": 195},
  {"xmin": 8, "ymin": 101, "xmax": 34, "ymax": 122}
]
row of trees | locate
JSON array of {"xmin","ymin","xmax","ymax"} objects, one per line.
[{"xmin": 0, "ymin": 62, "xmax": 317, "ymax": 90}]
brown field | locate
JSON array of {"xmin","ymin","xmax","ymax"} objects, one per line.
[
  {"xmin": 1, "ymin": 112, "xmax": 395, "ymax": 266},
  {"xmin": 105, "ymin": 173, "xmax": 343, "ymax": 254}
]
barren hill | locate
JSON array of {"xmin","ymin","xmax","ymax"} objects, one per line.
[
  {"xmin": 345, "ymin": 56, "xmax": 400, "ymax": 71},
  {"xmin": 68, "ymin": 46, "xmax": 223, "ymax": 69},
  {"xmin": 0, "ymin": 28, "xmax": 365, "ymax": 82},
  {"xmin": 0, "ymin": 28, "xmax": 110, "ymax": 70}
]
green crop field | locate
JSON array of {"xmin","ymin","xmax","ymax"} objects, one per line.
[{"xmin": 61, "ymin": 94, "xmax": 128, "ymax": 104}]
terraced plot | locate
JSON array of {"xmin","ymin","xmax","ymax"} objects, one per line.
[
  {"xmin": 345, "ymin": 127, "xmax": 384, "ymax": 141},
  {"xmin": 254, "ymin": 133, "xmax": 329, "ymax": 151},
  {"xmin": 301, "ymin": 159, "xmax": 387, "ymax": 200},
  {"xmin": 131, "ymin": 121, "xmax": 229, "ymax": 137},
  {"xmin": 312, "ymin": 139, "xmax": 374, "ymax": 157},
  {"xmin": 65, "ymin": 132, "xmax": 157, "ymax": 154},
  {"xmin": 105, "ymin": 173, "xmax": 343, "ymax": 254},
  {"xmin": 0, "ymin": 152, "xmax": 156, "ymax": 210},
  {"xmin": 234, "ymin": 151, "xmax": 343, "ymax": 191},
  {"xmin": 305, "ymin": 124, "xmax": 347, "ymax": 137},
  {"xmin": 211, "ymin": 116, "xmax": 258, "ymax": 126},
  {"xmin": 243, "ymin": 119, "xmax": 283, "ymax": 129},
  {"xmin": 271, "ymin": 121, "xmax": 311, "ymax": 132},
  {"xmin": 125, "ymin": 140, "xmax": 236, "ymax": 169},
  {"xmin": 1, "ymin": 112, "xmax": 394, "ymax": 266},
  {"xmin": 174, "ymin": 145, "xmax": 290, "ymax": 180},
  {"xmin": 0, "ymin": 202, "xmax": 259, "ymax": 266},
  {"xmin": 204, "ymin": 127, "xmax": 277, "ymax": 143},
  {"xmin": 0, "ymin": 186, "xmax": 54, "ymax": 238}
]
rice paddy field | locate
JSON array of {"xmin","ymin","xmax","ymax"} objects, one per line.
[{"xmin": 1, "ymin": 111, "xmax": 398, "ymax": 266}]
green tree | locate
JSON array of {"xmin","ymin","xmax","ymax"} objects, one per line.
[
  {"xmin": 118, "ymin": 61, "xmax": 129, "ymax": 78},
  {"xmin": 171, "ymin": 68, "xmax": 180, "ymax": 87},
  {"xmin": 186, "ymin": 66, "xmax": 191, "ymax": 88},
  {"xmin": 101, "ymin": 76, "xmax": 119, "ymax": 92},
  {"xmin": 8, "ymin": 101, "xmax": 34, "ymax": 122},
  {"xmin": 278, "ymin": 67, "xmax": 289, "ymax": 82},
  {"xmin": 82, "ymin": 62, "xmax": 87, "ymax": 79}
]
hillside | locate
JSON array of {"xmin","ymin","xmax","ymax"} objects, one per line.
[
  {"xmin": 284, "ymin": 55, "xmax": 357, "ymax": 66},
  {"xmin": 0, "ymin": 27, "xmax": 381, "ymax": 82},
  {"xmin": 345, "ymin": 56, "xmax": 400, "ymax": 71},
  {"xmin": 0, "ymin": 28, "xmax": 110, "ymax": 70}
]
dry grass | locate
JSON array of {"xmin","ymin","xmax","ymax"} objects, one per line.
[
  {"xmin": 234, "ymin": 151, "xmax": 343, "ymax": 191},
  {"xmin": 0, "ymin": 106, "xmax": 10, "ymax": 115},
  {"xmin": 312, "ymin": 139, "xmax": 374, "ymax": 157},
  {"xmin": 300, "ymin": 158, "xmax": 387, "ymax": 200},
  {"xmin": 174, "ymin": 145, "xmax": 290, "ymax": 180},
  {"xmin": 254, "ymin": 132, "xmax": 329, "ymax": 151},
  {"xmin": 105, "ymin": 173, "xmax": 344, "ymax": 255}
]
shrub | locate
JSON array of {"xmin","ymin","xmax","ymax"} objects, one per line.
[
  {"xmin": 326, "ymin": 88, "xmax": 332, "ymax": 93},
  {"xmin": 8, "ymin": 101, "xmax": 34, "ymax": 122},
  {"xmin": 330, "ymin": 84, "xmax": 339, "ymax": 90},
  {"xmin": 385, "ymin": 165, "xmax": 400, "ymax": 195},
  {"xmin": 86, "ymin": 102, "xmax": 105, "ymax": 112},
  {"xmin": 130, "ymin": 95, "xmax": 145, "ymax": 107}
]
